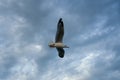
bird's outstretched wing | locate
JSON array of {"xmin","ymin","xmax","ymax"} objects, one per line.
[
  {"xmin": 55, "ymin": 18, "xmax": 65, "ymax": 58},
  {"xmin": 56, "ymin": 48, "xmax": 65, "ymax": 58},
  {"xmin": 55, "ymin": 18, "xmax": 64, "ymax": 42}
]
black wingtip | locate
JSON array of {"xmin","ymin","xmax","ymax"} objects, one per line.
[
  {"xmin": 59, "ymin": 18, "xmax": 62, "ymax": 21},
  {"xmin": 58, "ymin": 52, "xmax": 64, "ymax": 58}
]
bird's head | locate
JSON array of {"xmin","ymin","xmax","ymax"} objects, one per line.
[{"xmin": 48, "ymin": 41, "xmax": 55, "ymax": 48}]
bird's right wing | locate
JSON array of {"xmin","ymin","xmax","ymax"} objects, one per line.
[{"xmin": 56, "ymin": 48, "xmax": 65, "ymax": 58}]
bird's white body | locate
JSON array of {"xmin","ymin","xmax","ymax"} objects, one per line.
[
  {"xmin": 49, "ymin": 42, "xmax": 69, "ymax": 48},
  {"xmin": 55, "ymin": 43, "xmax": 64, "ymax": 47}
]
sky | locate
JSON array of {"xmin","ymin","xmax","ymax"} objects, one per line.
[{"xmin": 0, "ymin": 0, "xmax": 120, "ymax": 80}]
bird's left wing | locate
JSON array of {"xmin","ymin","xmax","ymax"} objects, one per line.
[{"xmin": 55, "ymin": 18, "xmax": 64, "ymax": 42}]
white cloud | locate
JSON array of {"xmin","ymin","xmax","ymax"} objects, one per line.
[
  {"xmin": 23, "ymin": 44, "xmax": 43, "ymax": 54},
  {"xmin": 9, "ymin": 58, "xmax": 38, "ymax": 80}
]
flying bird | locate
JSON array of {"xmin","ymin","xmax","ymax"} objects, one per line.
[{"xmin": 49, "ymin": 18, "xmax": 69, "ymax": 58}]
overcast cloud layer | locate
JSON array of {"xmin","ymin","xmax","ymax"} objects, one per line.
[{"xmin": 0, "ymin": 0, "xmax": 120, "ymax": 80}]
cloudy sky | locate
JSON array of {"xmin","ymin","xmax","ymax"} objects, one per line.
[{"xmin": 0, "ymin": 0, "xmax": 120, "ymax": 80}]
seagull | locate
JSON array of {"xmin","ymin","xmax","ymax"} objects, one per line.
[{"xmin": 49, "ymin": 18, "xmax": 69, "ymax": 58}]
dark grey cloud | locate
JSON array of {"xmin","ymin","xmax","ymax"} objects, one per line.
[{"xmin": 0, "ymin": 0, "xmax": 120, "ymax": 80}]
